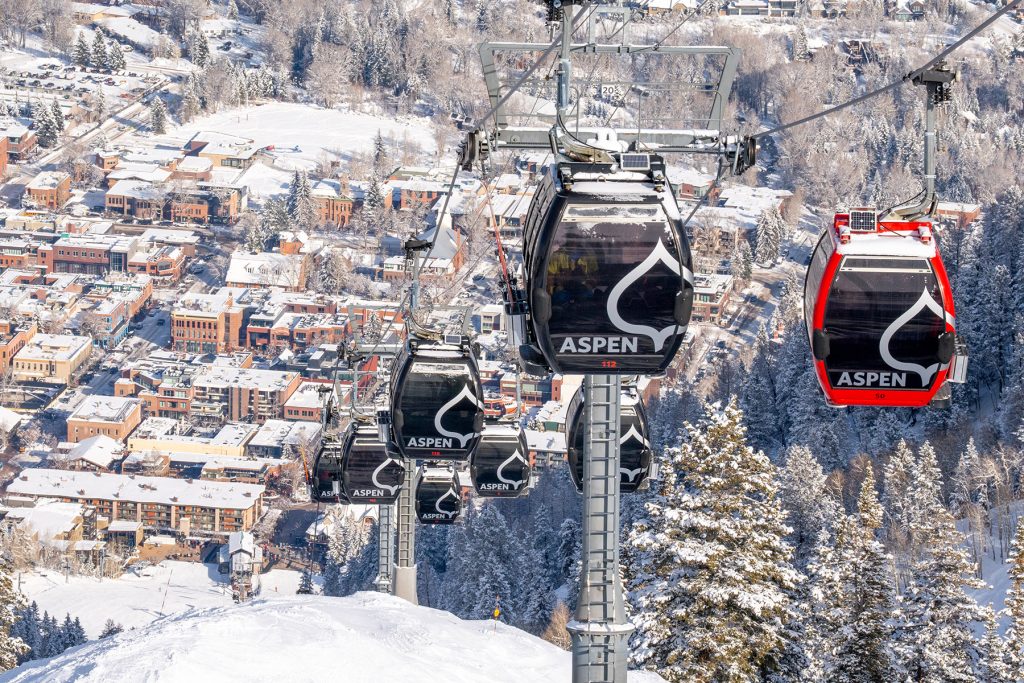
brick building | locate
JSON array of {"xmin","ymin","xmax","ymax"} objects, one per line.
[
  {"xmin": 8, "ymin": 469, "xmax": 265, "ymax": 536},
  {"xmin": 191, "ymin": 366, "xmax": 301, "ymax": 423},
  {"xmin": 66, "ymin": 395, "xmax": 144, "ymax": 443},
  {"xmin": 171, "ymin": 288, "xmax": 252, "ymax": 354},
  {"xmin": 24, "ymin": 171, "xmax": 72, "ymax": 210},
  {"xmin": 12, "ymin": 333, "xmax": 92, "ymax": 384}
]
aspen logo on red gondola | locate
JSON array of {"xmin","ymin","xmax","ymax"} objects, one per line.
[
  {"xmin": 835, "ymin": 372, "xmax": 909, "ymax": 388},
  {"xmin": 878, "ymin": 289, "xmax": 953, "ymax": 386}
]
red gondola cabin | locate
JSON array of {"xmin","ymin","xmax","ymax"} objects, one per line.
[{"xmin": 803, "ymin": 209, "xmax": 966, "ymax": 408}]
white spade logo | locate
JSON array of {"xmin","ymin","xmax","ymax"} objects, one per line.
[
  {"xmin": 434, "ymin": 384, "xmax": 484, "ymax": 448},
  {"xmin": 435, "ymin": 487, "xmax": 459, "ymax": 518},
  {"xmin": 619, "ymin": 425, "xmax": 650, "ymax": 483},
  {"xmin": 371, "ymin": 456, "xmax": 403, "ymax": 495},
  {"xmin": 606, "ymin": 238, "xmax": 692, "ymax": 352},
  {"xmin": 879, "ymin": 288, "xmax": 954, "ymax": 386},
  {"xmin": 496, "ymin": 448, "xmax": 529, "ymax": 489}
]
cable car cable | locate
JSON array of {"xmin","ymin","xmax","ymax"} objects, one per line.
[
  {"xmin": 635, "ymin": 0, "xmax": 725, "ymax": 53},
  {"xmin": 753, "ymin": 0, "xmax": 1022, "ymax": 140}
]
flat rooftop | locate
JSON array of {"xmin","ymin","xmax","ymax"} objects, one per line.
[
  {"xmin": 9, "ymin": 469, "xmax": 265, "ymax": 509},
  {"xmin": 68, "ymin": 396, "xmax": 141, "ymax": 424}
]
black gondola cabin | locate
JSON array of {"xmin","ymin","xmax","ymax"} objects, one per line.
[
  {"xmin": 470, "ymin": 424, "xmax": 531, "ymax": 498},
  {"xmin": 514, "ymin": 154, "xmax": 694, "ymax": 375},
  {"xmin": 390, "ymin": 336, "xmax": 484, "ymax": 461},
  {"xmin": 311, "ymin": 440, "xmax": 347, "ymax": 504},
  {"xmin": 566, "ymin": 386, "xmax": 653, "ymax": 493},
  {"xmin": 415, "ymin": 469, "xmax": 462, "ymax": 524},
  {"xmin": 340, "ymin": 423, "xmax": 405, "ymax": 504}
]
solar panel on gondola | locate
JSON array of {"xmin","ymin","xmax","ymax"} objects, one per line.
[
  {"xmin": 310, "ymin": 440, "xmax": 347, "ymax": 504},
  {"xmin": 390, "ymin": 334, "xmax": 484, "ymax": 461},
  {"xmin": 566, "ymin": 386, "xmax": 652, "ymax": 493},
  {"xmin": 415, "ymin": 468, "xmax": 462, "ymax": 525},
  {"xmin": 803, "ymin": 211, "xmax": 966, "ymax": 407},
  {"xmin": 470, "ymin": 424, "xmax": 531, "ymax": 498},
  {"xmin": 508, "ymin": 152, "xmax": 695, "ymax": 376},
  {"xmin": 339, "ymin": 423, "xmax": 405, "ymax": 504}
]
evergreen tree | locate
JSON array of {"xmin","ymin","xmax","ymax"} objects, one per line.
[
  {"xmin": 107, "ymin": 41, "xmax": 126, "ymax": 71},
  {"xmin": 181, "ymin": 88, "xmax": 202, "ymax": 123},
  {"xmin": 741, "ymin": 325, "xmax": 782, "ymax": 453},
  {"xmin": 286, "ymin": 170, "xmax": 317, "ymax": 226},
  {"xmin": 32, "ymin": 103, "xmax": 58, "ymax": 148},
  {"xmin": 91, "ymin": 30, "xmax": 108, "ymax": 69},
  {"xmin": 754, "ymin": 206, "xmax": 785, "ymax": 266},
  {"xmin": 372, "ymin": 130, "xmax": 387, "ymax": 174},
  {"xmin": 73, "ymin": 34, "xmax": 90, "ymax": 68},
  {"xmin": 625, "ymin": 401, "xmax": 800, "ymax": 682},
  {"xmin": 227, "ymin": 0, "xmax": 239, "ymax": 19},
  {"xmin": 894, "ymin": 444, "xmax": 986, "ymax": 680},
  {"xmin": 50, "ymin": 100, "xmax": 64, "ymax": 134},
  {"xmin": 99, "ymin": 619, "xmax": 123, "ymax": 639},
  {"xmin": 978, "ymin": 606, "xmax": 1011, "ymax": 683},
  {"xmin": 0, "ymin": 568, "xmax": 28, "ymax": 670},
  {"xmin": 793, "ymin": 26, "xmax": 811, "ymax": 61},
  {"xmin": 828, "ymin": 464, "xmax": 896, "ymax": 683},
  {"xmin": 188, "ymin": 31, "xmax": 210, "ymax": 68},
  {"xmin": 149, "ymin": 98, "xmax": 168, "ymax": 134},
  {"xmin": 38, "ymin": 612, "xmax": 60, "ymax": 658},
  {"xmin": 1004, "ymin": 523, "xmax": 1024, "ymax": 676},
  {"xmin": 778, "ymin": 444, "xmax": 838, "ymax": 568},
  {"xmin": 731, "ymin": 239, "xmax": 753, "ymax": 283}
]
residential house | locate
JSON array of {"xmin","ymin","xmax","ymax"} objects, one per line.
[{"xmin": 0, "ymin": 119, "xmax": 37, "ymax": 161}]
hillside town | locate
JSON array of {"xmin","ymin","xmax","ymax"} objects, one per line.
[{"xmin": 0, "ymin": 0, "xmax": 1018, "ymax": 680}]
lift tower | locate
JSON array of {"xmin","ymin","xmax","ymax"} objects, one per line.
[{"xmin": 472, "ymin": 3, "xmax": 754, "ymax": 681}]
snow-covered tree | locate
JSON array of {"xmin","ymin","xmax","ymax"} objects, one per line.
[
  {"xmin": 626, "ymin": 400, "xmax": 800, "ymax": 682},
  {"xmin": 73, "ymin": 33, "xmax": 90, "ymax": 67},
  {"xmin": 893, "ymin": 443, "xmax": 986, "ymax": 680},
  {"xmin": 149, "ymin": 98, "xmax": 168, "ymax": 134},
  {"xmin": 91, "ymin": 30, "xmax": 108, "ymax": 69},
  {"xmin": 742, "ymin": 325, "xmax": 782, "ymax": 453},
  {"xmin": 49, "ymin": 100, "xmax": 64, "ymax": 134},
  {"xmin": 779, "ymin": 444, "xmax": 838, "ymax": 567},
  {"xmin": 0, "ymin": 563, "xmax": 27, "ymax": 670},
  {"xmin": 99, "ymin": 619, "xmax": 123, "ymax": 639},
  {"xmin": 731, "ymin": 239, "xmax": 753, "ymax": 283},
  {"xmin": 107, "ymin": 41, "xmax": 126, "ymax": 71},
  {"xmin": 793, "ymin": 26, "xmax": 811, "ymax": 62},
  {"xmin": 286, "ymin": 170, "xmax": 318, "ymax": 226},
  {"xmin": 1004, "ymin": 523, "xmax": 1024, "ymax": 677},
  {"xmin": 827, "ymin": 464, "xmax": 897, "ymax": 683},
  {"xmin": 754, "ymin": 206, "xmax": 785, "ymax": 266},
  {"xmin": 32, "ymin": 103, "xmax": 58, "ymax": 148},
  {"xmin": 978, "ymin": 606, "xmax": 1011, "ymax": 683}
]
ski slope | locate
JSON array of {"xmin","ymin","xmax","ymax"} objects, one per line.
[
  {"xmin": 17, "ymin": 561, "xmax": 307, "ymax": 639},
  {"xmin": 1, "ymin": 593, "xmax": 666, "ymax": 683}
]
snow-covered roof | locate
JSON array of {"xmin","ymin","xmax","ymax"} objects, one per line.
[
  {"xmin": 10, "ymin": 469, "xmax": 265, "ymax": 509},
  {"xmin": 61, "ymin": 435, "xmax": 123, "ymax": 469},
  {"xmin": 107, "ymin": 180, "xmax": 164, "ymax": 202},
  {"xmin": 228, "ymin": 531, "xmax": 255, "ymax": 556},
  {"xmin": 68, "ymin": 396, "xmax": 141, "ymax": 425},
  {"xmin": 226, "ymin": 252, "xmax": 305, "ymax": 288},
  {"xmin": 248, "ymin": 420, "xmax": 322, "ymax": 450},
  {"xmin": 2, "ymin": 501, "xmax": 83, "ymax": 540}
]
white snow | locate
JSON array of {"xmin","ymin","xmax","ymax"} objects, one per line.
[
  {"xmin": 173, "ymin": 103, "xmax": 437, "ymax": 173},
  {"xmin": 1, "ymin": 593, "xmax": 667, "ymax": 683}
]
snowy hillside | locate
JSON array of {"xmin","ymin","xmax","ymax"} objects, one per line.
[{"xmin": 0, "ymin": 593, "xmax": 666, "ymax": 683}]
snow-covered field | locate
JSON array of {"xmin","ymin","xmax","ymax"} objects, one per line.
[
  {"xmin": 17, "ymin": 561, "xmax": 306, "ymax": 639},
  {"xmin": 0, "ymin": 593, "xmax": 666, "ymax": 683},
  {"xmin": 172, "ymin": 102, "xmax": 438, "ymax": 171}
]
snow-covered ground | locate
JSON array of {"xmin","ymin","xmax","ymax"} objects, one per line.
[
  {"xmin": 171, "ymin": 102, "xmax": 438, "ymax": 172},
  {"xmin": 0, "ymin": 593, "xmax": 666, "ymax": 683},
  {"xmin": 17, "ymin": 561, "xmax": 306, "ymax": 639}
]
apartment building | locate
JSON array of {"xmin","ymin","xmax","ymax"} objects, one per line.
[
  {"xmin": 127, "ymin": 417, "xmax": 258, "ymax": 459},
  {"xmin": 171, "ymin": 288, "xmax": 252, "ymax": 354},
  {"xmin": 24, "ymin": 171, "xmax": 72, "ymax": 210},
  {"xmin": 12, "ymin": 333, "xmax": 92, "ymax": 384},
  {"xmin": 191, "ymin": 366, "xmax": 301, "ymax": 423},
  {"xmin": 692, "ymin": 273, "xmax": 733, "ymax": 325},
  {"xmin": 0, "ymin": 319, "xmax": 36, "ymax": 376},
  {"xmin": 66, "ymin": 395, "xmax": 143, "ymax": 443},
  {"xmin": 38, "ymin": 234, "xmax": 139, "ymax": 276},
  {"xmin": 8, "ymin": 469, "xmax": 265, "ymax": 536}
]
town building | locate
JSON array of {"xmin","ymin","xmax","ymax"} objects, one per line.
[
  {"xmin": 38, "ymin": 234, "xmax": 140, "ymax": 276},
  {"xmin": 247, "ymin": 419, "xmax": 323, "ymax": 459},
  {"xmin": 171, "ymin": 288, "xmax": 253, "ymax": 354},
  {"xmin": 11, "ymin": 333, "xmax": 92, "ymax": 384},
  {"xmin": 225, "ymin": 252, "xmax": 308, "ymax": 291},
  {"xmin": 127, "ymin": 418, "xmax": 258, "ymax": 459},
  {"xmin": 692, "ymin": 273, "xmax": 733, "ymax": 325},
  {"xmin": 312, "ymin": 180, "xmax": 354, "ymax": 226},
  {"xmin": 0, "ymin": 319, "xmax": 36, "ymax": 377},
  {"xmin": 190, "ymin": 366, "xmax": 302, "ymax": 423},
  {"xmin": 24, "ymin": 171, "xmax": 72, "ymax": 210},
  {"xmin": 66, "ymin": 395, "xmax": 144, "ymax": 443},
  {"xmin": 8, "ymin": 469, "xmax": 265, "ymax": 536},
  {"xmin": 0, "ymin": 118, "xmax": 37, "ymax": 161}
]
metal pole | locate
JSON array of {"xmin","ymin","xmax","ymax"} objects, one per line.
[
  {"xmin": 557, "ymin": 4, "xmax": 575, "ymax": 114},
  {"xmin": 393, "ymin": 459, "xmax": 418, "ymax": 604},
  {"xmin": 374, "ymin": 502, "xmax": 394, "ymax": 593},
  {"xmin": 567, "ymin": 373, "xmax": 633, "ymax": 683}
]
